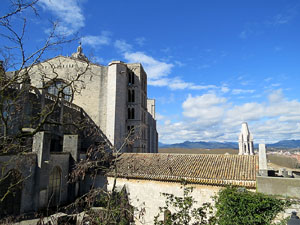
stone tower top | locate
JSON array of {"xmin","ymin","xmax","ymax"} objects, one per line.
[
  {"xmin": 241, "ymin": 122, "xmax": 250, "ymax": 136},
  {"xmin": 238, "ymin": 122, "xmax": 254, "ymax": 155},
  {"xmin": 71, "ymin": 42, "xmax": 88, "ymax": 61}
]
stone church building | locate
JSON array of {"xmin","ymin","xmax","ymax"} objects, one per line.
[
  {"xmin": 0, "ymin": 45, "xmax": 158, "ymax": 219},
  {"xmin": 28, "ymin": 44, "xmax": 158, "ymax": 153}
]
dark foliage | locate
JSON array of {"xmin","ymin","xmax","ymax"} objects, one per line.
[{"xmin": 214, "ymin": 186, "xmax": 291, "ymax": 225}]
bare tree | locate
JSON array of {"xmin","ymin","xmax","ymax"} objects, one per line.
[
  {"xmin": 0, "ymin": 2, "xmax": 145, "ymax": 224},
  {"xmin": 0, "ymin": 0, "xmax": 94, "ymax": 222}
]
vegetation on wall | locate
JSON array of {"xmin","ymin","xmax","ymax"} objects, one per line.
[
  {"xmin": 214, "ymin": 186, "xmax": 291, "ymax": 225},
  {"xmin": 154, "ymin": 184, "xmax": 216, "ymax": 225},
  {"xmin": 155, "ymin": 185, "xmax": 291, "ymax": 225},
  {"xmin": 86, "ymin": 187, "xmax": 133, "ymax": 225}
]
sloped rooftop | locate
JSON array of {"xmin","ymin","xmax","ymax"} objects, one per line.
[{"xmin": 108, "ymin": 153, "xmax": 258, "ymax": 188}]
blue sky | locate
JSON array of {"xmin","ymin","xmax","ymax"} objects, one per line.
[{"xmin": 1, "ymin": 0, "xmax": 300, "ymax": 144}]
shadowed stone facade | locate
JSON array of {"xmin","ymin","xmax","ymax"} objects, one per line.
[{"xmin": 0, "ymin": 89, "xmax": 109, "ymax": 217}]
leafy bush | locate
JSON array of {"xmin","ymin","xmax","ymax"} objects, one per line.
[
  {"xmin": 214, "ymin": 186, "xmax": 291, "ymax": 225},
  {"xmin": 154, "ymin": 185, "xmax": 216, "ymax": 225}
]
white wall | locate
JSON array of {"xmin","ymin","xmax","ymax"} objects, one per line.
[{"xmin": 107, "ymin": 177, "xmax": 221, "ymax": 225}]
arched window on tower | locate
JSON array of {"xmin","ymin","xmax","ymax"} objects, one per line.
[
  {"xmin": 128, "ymin": 108, "xmax": 135, "ymax": 120},
  {"xmin": 128, "ymin": 108, "xmax": 131, "ymax": 119},
  {"xmin": 46, "ymin": 79, "xmax": 73, "ymax": 102},
  {"xmin": 48, "ymin": 166, "xmax": 62, "ymax": 207},
  {"xmin": 128, "ymin": 72, "xmax": 131, "ymax": 85},
  {"xmin": 128, "ymin": 71, "xmax": 135, "ymax": 85},
  {"xmin": 131, "ymin": 108, "xmax": 135, "ymax": 119},
  {"xmin": 132, "ymin": 72, "xmax": 135, "ymax": 84},
  {"xmin": 128, "ymin": 90, "xmax": 132, "ymax": 102},
  {"xmin": 127, "ymin": 125, "xmax": 134, "ymax": 134},
  {"xmin": 131, "ymin": 90, "xmax": 135, "ymax": 102},
  {"xmin": 128, "ymin": 89, "xmax": 135, "ymax": 103}
]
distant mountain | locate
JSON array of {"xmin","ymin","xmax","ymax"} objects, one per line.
[
  {"xmin": 159, "ymin": 141, "xmax": 238, "ymax": 149},
  {"xmin": 158, "ymin": 142, "xmax": 168, "ymax": 148},
  {"xmin": 268, "ymin": 140, "xmax": 300, "ymax": 149},
  {"xmin": 159, "ymin": 140, "xmax": 300, "ymax": 149}
]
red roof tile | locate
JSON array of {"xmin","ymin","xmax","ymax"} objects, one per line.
[{"xmin": 108, "ymin": 153, "xmax": 258, "ymax": 188}]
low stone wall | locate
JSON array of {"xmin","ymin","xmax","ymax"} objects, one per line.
[
  {"xmin": 257, "ymin": 176, "xmax": 300, "ymax": 222},
  {"xmin": 257, "ymin": 176, "xmax": 300, "ymax": 199}
]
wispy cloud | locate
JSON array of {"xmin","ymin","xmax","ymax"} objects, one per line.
[
  {"xmin": 198, "ymin": 64, "xmax": 211, "ymax": 69},
  {"xmin": 81, "ymin": 31, "xmax": 111, "ymax": 48},
  {"xmin": 124, "ymin": 51, "xmax": 173, "ymax": 80},
  {"xmin": 265, "ymin": 6, "xmax": 298, "ymax": 26},
  {"xmin": 135, "ymin": 37, "xmax": 146, "ymax": 46},
  {"xmin": 239, "ymin": 5, "xmax": 299, "ymax": 39},
  {"xmin": 124, "ymin": 51, "xmax": 216, "ymax": 90},
  {"xmin": 264, "ymin": 77, "xmax": 272, "ymax": 82},
  {"xmin": 221, "ymin": 86, "xmax": 230, "ymax": 93},
  {"xmin": 174, "ymin": 60, "xmax": 185, "ymax": 67},
  {"xmin": 239, "ymin": 28, "xmax": 253, "ymax": 39},
  {"xmin": 155, "ymin": 113, "xmax": 165, "ymax": 121},
  {"xmin": 90, "ymin": 56, "xmax": 105, "ymax": 64},
  {"xmin": 232, "ymin": 89, "xmax": 255, "ymax": 95},
  {"xmin": 39, "ymin": 0, "xmax": 85, "ymax": 35},
  {"xmin": 114, "ymin": 39, "xmax": 132, "ymax": 52},
  {"xmin": 114, "ymin": 40, "xmax": 217, "ymax": 91}
]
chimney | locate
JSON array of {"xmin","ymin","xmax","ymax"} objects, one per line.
[{"xmin": 259, "ymin": 144, "xmax": 268, "ymax": 176}]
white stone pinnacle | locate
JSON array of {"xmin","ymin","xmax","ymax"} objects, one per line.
[{"xmin": 238, "ymin": 122, "xmax": 254, "ymax": 155}]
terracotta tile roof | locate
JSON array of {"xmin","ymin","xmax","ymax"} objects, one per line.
[{"xmin": 108, "ymin": 153, "xmax": 258, "ymax": 188}]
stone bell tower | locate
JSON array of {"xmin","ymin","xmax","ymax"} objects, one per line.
[{"xmin": 238, "ymin": 122, "xmax": 254, "ymax": 155}]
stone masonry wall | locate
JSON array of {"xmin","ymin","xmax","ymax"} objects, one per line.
[
  {"xmin": 29, "ymin": 56, "xmax": 104, "ymax": 129},
  {"xmin": 107, "ymin": 177, "xmax": 221, "ymax": 225},
  {"xmin": 0, "ymin": 154, "xmax": 37, "ymax": 213}
]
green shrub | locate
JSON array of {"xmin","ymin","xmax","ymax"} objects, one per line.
[
  {"xmin": 154, "ymin": 185, "xmax": 216, "ymax": 225},
  {"xmin": 214, "ymin": 186, "xmax": 291, "ymax": 225}
]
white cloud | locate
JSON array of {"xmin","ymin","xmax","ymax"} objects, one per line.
[
  {"xmin": 39, "ymin": 0, "xmax": 85, "ymax": 35},
  {"xmin": 148, "ymin": 78, "xmax": 169, "ymax": 87},
  {"xmin": 266, "ymin": 10, "xmax": 297, "ymax": 26},
  {"xmin": 268, "ymin": 89, "xmax": 283, "ymax": 103},
  {"xmin": 182, "ymin": 94, "xmax": 226, "ymax": 123},
  {"xmin": 91, "ymin": 56, "xmax": 105, "ymax": 64},
  {"xmin": 158, "ymin": 89, "xmax": 300, "ymax": 143},
  {"xmin": 115, "ymin": 40, "xmax": 215, "ymax": 91},
  {"xmin": 135, "ymin": 37, "xmax": 146, "ymax": 46},
  {"xmin": 221, "ymin": 86, "xmax": 230, "ymax": 93},
  {"xmin": 155, "ymin": 113, "xmax": 165, "ymax": 121},
  {"xmin": 225, "ymin": 102, "xmax": 265, "ymax": 124},
  {"xmin": 81, "ymin": 31, "xmax": 111, "ymax": 47},
  {"xmin": 174, "ymin": 60, "xmax": 185, "ymax": 67},
  {"xmin": 115, "ymin": 40, "xmax": 132, "ymax": 52},
  {"xmin": 124, "ymin": 51, "xmax": 173, "ymax": 80},
  {"xmin": 232, "ymin": 89, "xmax": 255, "ymax": 95},
  {"xmin": 123, "ymin": 51, "xmax": 217, "ymax": 90},
  {"xmin": 156, "ymin": 78, "xmax": 217, "ymax": 91},
  {"xmin": 264, "ymin": 77, "xmax": 272, "ymax": 82}
]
